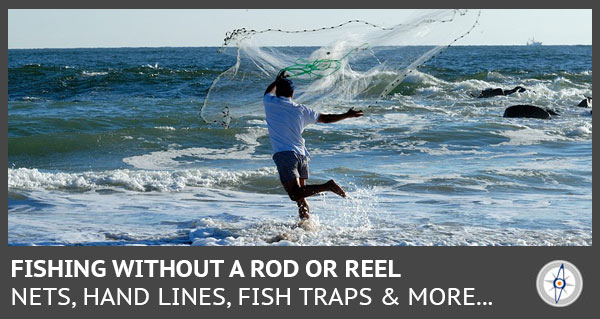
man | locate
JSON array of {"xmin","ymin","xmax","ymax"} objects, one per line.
[{"xmin": 263, "ymin": 73, "xmax": 364, "ymax": 220}]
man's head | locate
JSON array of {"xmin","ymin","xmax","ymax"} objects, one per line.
[{"xmin": 275, "ymin": 77, "xmax": 295, "ymax": 98}]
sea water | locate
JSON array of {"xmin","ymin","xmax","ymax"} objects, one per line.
[{"xmin": 8, "ymin": 46, "xmax": 592, "ymax": 246}]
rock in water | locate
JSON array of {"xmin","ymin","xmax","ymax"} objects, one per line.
[
  {"xmin": 578, "ymin": 97, "xmax": 592, "ymax": 108},
  {"xmin": 503, "ymin": 105, "xmax": 553, "ymax": 119},
  {"xmin": 477, "ymin": 86, "xmax": 526, "ymax": 98},
  {"xmin": 478, "ymin": 88, "xmax": 505, "ymax": 98}
]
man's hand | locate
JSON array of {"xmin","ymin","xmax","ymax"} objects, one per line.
[
  {"xmin": 346, "ymin": 107, "xmax": 364, "ymax": 118},
  {"xmin": 277, "ymin": 70, "xmax": 289, "ymax": 79}
]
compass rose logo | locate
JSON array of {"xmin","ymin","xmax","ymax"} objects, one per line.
[{"xmin": 536, "ymin": 260, "xmax": 583, "ymax": 307}]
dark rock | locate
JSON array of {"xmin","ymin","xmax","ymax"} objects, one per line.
[
  {"xmin": 477, "ymin": 86, "xmax": 527, "ymax": 98},
  {"xmin": 503, "ymin": 105, "xmax": 556, "ymax": 119},
  {"xmin": 577, "ymin": 97, "xmax": 592, "ymax": 108},
  {"xmin": 478, "ymin": 88, "xmax": 504, "ymax": 98}
]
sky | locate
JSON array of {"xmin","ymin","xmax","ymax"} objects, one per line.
[{"xmin": 7, "ymin": 9, "xmax": 592, "ymax": 49}]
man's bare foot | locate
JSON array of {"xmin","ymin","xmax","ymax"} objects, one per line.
[
  {"xmin": 299, "ymin": 211, "xmax": 310, "ymax": 220},
  {"xmin": 327, "ymin": 179, "xmax": 347, "ymax": 198},
  {"xmin": 297, "ymin": 199, "xmax": 310, "ymax": 220}
]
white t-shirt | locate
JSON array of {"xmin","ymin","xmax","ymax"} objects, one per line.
[{"xmin": 263, "ymin": 94, "xmax": 320, "ymax": 156}]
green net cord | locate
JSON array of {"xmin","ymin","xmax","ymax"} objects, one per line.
[{"xmin": 280, "ymin": 43, "xmax": 369, "ymax": 78}]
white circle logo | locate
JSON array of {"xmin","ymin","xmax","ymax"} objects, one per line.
[{"xmin": 536, "ymin": 260, "xmax": 583, "ymax": 307}]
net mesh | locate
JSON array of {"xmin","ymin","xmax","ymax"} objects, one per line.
[{"xmin": 201, "ymin": 9, "xmax": 481, "ymax": 127}]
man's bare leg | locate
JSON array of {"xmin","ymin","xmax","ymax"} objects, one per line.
[
  {"xmin": 282, "ymin": 178, "xmax": 347, "ymax": 219},
  {"xmin": 283, "ymin": 178, "xmax": 347, "ymax": 201},
  {"xmin": 297, "ymin": 179, "xmax": 310, "ymax": 219}
]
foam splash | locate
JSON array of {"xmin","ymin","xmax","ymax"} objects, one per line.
[
  {"xmin": 184, "ymin": 185, "xmax": 381, "ymax": 246},
  {"xmin": 319, "ymin": 184, "xmax": 380, "ymax": 230},
  {"xmin": 8, "ymin": 184, "xmax": 591, "ymax": 246},
  {"xmin": 186, "ymin": 217, "xmax": 592, "ymax": 247}
]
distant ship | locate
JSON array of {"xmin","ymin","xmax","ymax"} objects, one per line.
[{"xmin": 526, "ymin": 38, "xmax": 542, "ymax": 46}]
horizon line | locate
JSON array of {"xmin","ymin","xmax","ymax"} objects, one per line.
[{"xmin": 8, "ymin": 44, "xmax": 593, "ymax": 50}]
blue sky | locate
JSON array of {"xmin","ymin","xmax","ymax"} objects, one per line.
[{"xmin": 8, "ymin": 9, "xmax": 592, "ymax": 48}]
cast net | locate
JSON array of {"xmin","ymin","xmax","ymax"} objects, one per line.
[{"xmin": 201, "ymin": 9, "xmax": 481, "ymax": 127}]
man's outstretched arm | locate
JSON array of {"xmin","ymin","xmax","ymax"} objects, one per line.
[{"xmin": 317, "ymin": 107, "xmax": 364, "ymax": 123}]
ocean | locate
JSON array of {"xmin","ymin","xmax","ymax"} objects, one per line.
[{"xmin": 8, "ymin": 46, "xmax": 592, "ymax": 246}]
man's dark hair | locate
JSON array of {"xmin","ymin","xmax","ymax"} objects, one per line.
[{"xmin": 275, "ymin": 77, "xmax": 295, "ymax": 97}]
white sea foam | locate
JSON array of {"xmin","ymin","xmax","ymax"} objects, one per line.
[
  {"xmin": 185, "ymin": 209, "xmax": 591, "ymax": 246},
  {"xmin": 486, "ymin": 71, "xmax": 512, "ymax": 82},
  {"xmin": 82, "ymin": 71, "xmax": 109, "ymax": 76},
  {"xmin": 419, "ymin": 144, "xmax": 490, "ymax": 156},
  {"xmin": 123, "ymin": 127, "xmax": 269, "ymax": 169},
  {"xmin": 563, "ymin": 121, "xmax": 592, "ymax": 137},
  {"xmin": 402, "ymin": 70, "xmax": 449, "ymax": 86},
  {"xmin": 494, "ymin": 127, "xmax": 565, "ymax": 146},
  {"xmin": 21, "ymin": 96, "xmax": 42, "ymax": 101},
  {"xmin": 143, "ymin": 63, "xmax": 160, "ymax": 69},
  {"xmin": 8, "ymin": 167, "xmax": 277, "ymax": 192},
  {"xmin": 154, "ymin": 126, "xmax": 176, "ymax": 131},
  {"xmin": 8, "ymin": 180, "xmax": 591, "ymax": 246}
]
